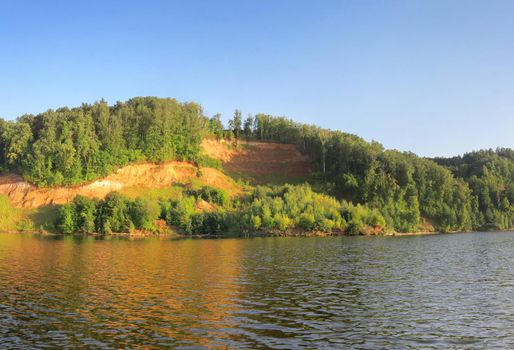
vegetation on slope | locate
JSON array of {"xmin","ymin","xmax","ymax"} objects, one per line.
[
  {"xmin": 0, "ymin": 97, "xmax": 512, "ymax": 234},
  {"xmin": 0, "ymin": 97, "xmax": 206, "ymax": 186},
  {"xmin": 56, "ymin": 184, "xmax": 387, "ymax": 236},
  {"xmin": 0, "ymin": 195, "xmax": 31, "ymax": 231},
  {"xmin": 434, "ymin": 149, "xmax": 514, "ymax": 230},
  {"xmin": 215, "ymin": 113, "xmax": 488, "ymax": 232}
]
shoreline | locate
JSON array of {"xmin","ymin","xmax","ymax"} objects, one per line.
[
  {"xmin": 6, "ymin": 228, "xmax": 514, "ymax": 239},
  {"xmin": 384, "ymin": 231, "xmax": 441, "ymax": 237}
]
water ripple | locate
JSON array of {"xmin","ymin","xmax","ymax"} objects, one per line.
[{"xmin": 0, "ymin": 232, "xmax": 514, "ymax": 348}]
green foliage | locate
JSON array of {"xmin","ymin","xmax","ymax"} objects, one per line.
[
  {"xmin": 95, "ymin": 192, "xmax": 133, "ymax": 234},
  {"xmin": 158, "ymin": 183, "xmax": 383, "ymax": 235},
  {"xmin": 208, "ymin": 113, "xmax": 225, "ymax": 139},
  {"xmin": 434, "ymin": 149, "xmax": 513, "ymax": 230},
  {"xmin": 0, "ymin": 97, "xmax": 208, "ymax": 186},
  {"xmin": 186, "ymin": 186, "xmax": 229, "ymax": 207},
  {"xmin": 225, "ymin": 112, "xmax": 510, "ymax": 232},
  {"xmin": 55, "ymin": 192, "xmax": 156, "ymax": 234},
  {"xmin": 196, "ymin": 155, "xmax": 222, "ymax": 169},
  {"xmin": 0, "ymin": 195, "xmax": 32, "ymax": 232},
  {"xmin": 228, "ymin": 109, "xmax": 242, "ymax": 139},
  {"xmin": 128, "ymin": 198, "xmax": 155, "ymax": 231},
  {"xmin": 191, "ymin": 212, "xmax": 228, "ymax": 234},
  {"xmin": 298, "ymin": 212, "xmax": 315, "ymax": 230},
  {"xmin": 239, "ymin": 184, "xmax": 381, "ymax": 235},
  {"xmin": 243, "ymin": 115, "xmax": 254, "ymax": 139},
  {"xmin": 72, "ymin": 196, "xmax": 97, "ymax": 234},
  {"xmin": 164, "ymin": 196, "xmax": 196, "ymax": 234},
  {"xmin": 4, "ymin": 97, "xmax": 512, "ymax": 233}
]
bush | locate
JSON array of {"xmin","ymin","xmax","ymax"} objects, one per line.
[
  {"xmin": 57, "ymin": 204, "xmax": 75, "ymax": 234},
  {"xmin": 187, "ymin": 186, "xmax": 229, "ymax": 207},
  {"xmin": 196, "ymin": 155, "xmax": 222, "ymax": 170},
  {"xmin": 163, "ymin": 197, "xmax": 195, "ymax": 234},
  {"xmin": 298, "ymin": 212, "xmax": 315, "ymax": 230},
  {"xmin": 250, "ymin": 215, "xmax": 262, "ymax": 230},
  {"xmin": 191, "ymin": 212, "xmax": 228, "ymax": 235},
  {"xmin": 55, "ymin": 192, "xmax": 154, "ymax": 234},
  {"xmin": 72, "ymin": 196, "xmax": 97, "ymax": 234},
  {"xmin": 273, "ymin": 213, "xmax": 292, "ymax": 231}
]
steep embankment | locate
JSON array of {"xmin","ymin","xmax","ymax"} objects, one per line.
[
  {"xmin": 201, "ymin": 139, "xmax": 311, "ymax": 184},
  {"xmin": 0, "ymin": 139, "xmax": 311, "ymax": 209},
  {"xmin": 0, "ymin": 162, "xmax": 240, "ymax": 209}
]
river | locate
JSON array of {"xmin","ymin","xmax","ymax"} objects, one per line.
[{"xmin": 1, "ymin": 232, "xmax": 513, "ymax": 349}]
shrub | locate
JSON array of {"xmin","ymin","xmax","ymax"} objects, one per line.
[
  {"xmin": 55, "ymin": 192, "xmax": 154, "ymax": 234},
  {"xmin": 298, "ymin": 212, "xmax": 315, "ymax": 230}
]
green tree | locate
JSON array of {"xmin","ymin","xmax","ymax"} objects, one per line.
[
  {"xmin": 228, "ymin": 109, "xmax": 242, "ymax": 139},
  {"xmin": 243, "ymin": 115, "xmax": 254, "ymax": 139}
]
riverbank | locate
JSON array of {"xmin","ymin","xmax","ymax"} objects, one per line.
[
  {"xmin": 13, "ymin": 227, "xmax": 501, "ymax": 239},
  {"xmin": 384, "ymin": 231, "xmax": 440, "ymax": 237}
]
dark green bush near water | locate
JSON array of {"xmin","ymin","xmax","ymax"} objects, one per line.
[
  {"xmin": 434, "ymin": 149, "xmax": 514, "ymax": 230},
  {"xmin": 186, "ymin": 186, "xmax": 229, "ymax": 207},
  {"xmin": 57, "ymin": 193, "xmax": 156, "ymax": 234}
]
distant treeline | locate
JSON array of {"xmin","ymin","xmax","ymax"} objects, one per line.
[{"xmin": 1, "ymin": 97, "xmax": 512, "ymax": 232}]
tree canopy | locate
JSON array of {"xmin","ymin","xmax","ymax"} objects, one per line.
[
  {"xmin": 0, "ymin": 97, "xmax": 207, "ymax": 186},
  {"xmin": 1, "ymin": 97, "xmax": 511, "ymax": 233}
]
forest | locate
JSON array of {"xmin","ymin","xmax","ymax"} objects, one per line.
[{"xmin": 0, "ymin": 97, "xmax": 511, "ymax": 234}]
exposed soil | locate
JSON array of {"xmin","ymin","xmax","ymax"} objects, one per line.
[
  {"xmin": 201, "ymin": 139, "xmax": 311, "ymax": 184},
  {"xmin": 0, "ymin": 139, "xmax": 310, "ymax": 209},
  {"xmin": 0, "ymin": 162, "xmax": 241, "ymax": 209}
]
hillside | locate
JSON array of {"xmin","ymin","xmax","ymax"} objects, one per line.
[
  {"xmin": 0, "ymin": 139, "xmax": 311, "ymax": 209},
  {"xmin": 0, "ymin": 96, "xmax": 511, "ymax": 235},
  {"xmin": 0, "ymin": 161, "xmax": 241, "ymax": 209},
  {"xmin": 201, "ymin": 139, "xmax": 311, "ymax": 184}
]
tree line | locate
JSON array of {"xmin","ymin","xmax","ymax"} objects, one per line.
[
  {"xmin": 433, "ymin": 149, "xmax": 513, "ymax": 230},
  {"xmin": 0, "ymin": 97, "xmax": 512, "ymax": 232},
  {"xmin": 218, "ymin": 111, "xmax": 512, "ymax": 232},
  {"xmin": 56, "ymin": 184, "xmax": 388, "ymax": 236},
  {"xmin": 0, "ymin": 97, "xmax": 207, "ymax": 186}
]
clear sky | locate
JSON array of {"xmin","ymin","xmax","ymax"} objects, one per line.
[{"xmin": 1, "ymin": 0, "xmax": 513, "ymax": 157}]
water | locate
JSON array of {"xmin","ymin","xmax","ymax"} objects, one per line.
[{"xmin": 1, "ymin": 232, "xmax": 513, "ymax": 349}]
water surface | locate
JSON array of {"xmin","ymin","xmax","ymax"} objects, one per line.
[{"xmin": 1, "ymin": 232, "xmax": 513, "ymax": 349}]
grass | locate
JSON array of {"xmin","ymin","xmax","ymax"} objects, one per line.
[
  {"xmin": 120, "ymin": 185, "xmax": 186, "ymax": 200},
  {"xmin": 0, "ymin": 195, "xmax": 34, "ymax": 232},
  {"xmin": 223, "ymin": 170, "xmax": 310, "ymax": 186}
]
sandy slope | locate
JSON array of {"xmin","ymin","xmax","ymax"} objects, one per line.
[
  {"xmin": 0, "ymin": 162, "xmax": 240, "ymax": 209},
  {"xmin": 201, "ymin": 139, "xmax": 311, "ymax": 183},
  {"xmin": 0, "ymin": 139, "xmax": 310, "ymax": 209}
]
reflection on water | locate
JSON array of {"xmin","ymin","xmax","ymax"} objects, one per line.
[{"xmin": 1, "ymin": 232, "xmax": 514, "ymax": 348}]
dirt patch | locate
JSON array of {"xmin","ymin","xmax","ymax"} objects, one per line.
[
  {"xmin": 0, "ymin": 162, "xmax": 241, "ymax": 209},
  {"xmin": 201, "ymin": 139, "xmax": 311, "ymax": 184},
  {"xmin": 0, "ymin": 139, "xmax": 309, "ymax": 209}
]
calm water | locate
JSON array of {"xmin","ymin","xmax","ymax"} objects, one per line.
[{"xmin": 1, "ymin": 232, "xmax": 514, "ymax": 349}]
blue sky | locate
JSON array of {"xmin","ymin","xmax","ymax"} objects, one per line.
[{"xmin": 1, "ymin": 0, "xmax": 513, "ymax": 157}]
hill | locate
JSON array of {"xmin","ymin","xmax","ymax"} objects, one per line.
[
  {"xmin": 0, "ymin": 96, "xmax": 511, "ymax": 235},
  {"xmin": 0, "ymin": 161, "xmax": 240, "ymax": 209},
  {"xmin": 201, "ymin": 139, "xmax": 311, "ymax": 184},
  {"xmin": 0, "ymin": 138, "xmax": 309, "ymax": 209}
]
